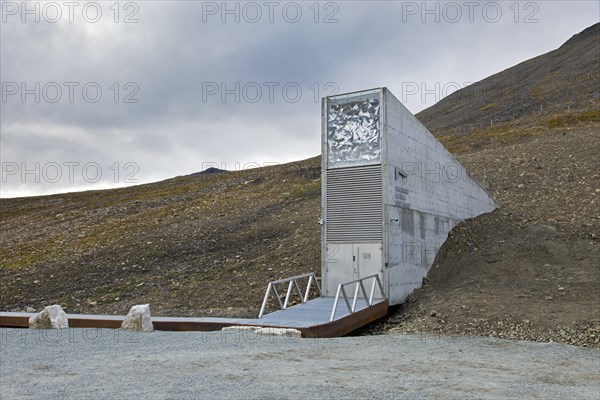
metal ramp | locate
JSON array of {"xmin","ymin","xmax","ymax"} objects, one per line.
[
  {"xmin": 253, "ymin": 272, "xmax": 387, "ymax": 336},
  {"xmin": 0, "ymin": 274, "xmax": 388, "ymax": 338}
]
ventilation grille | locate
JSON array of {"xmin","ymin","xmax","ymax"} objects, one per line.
[{"xmin": 326, "ymin": 165, "xmax": 382, "ymax": 242}]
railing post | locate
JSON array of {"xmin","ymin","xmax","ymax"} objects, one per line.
[
  {"xmin": 330, "ymin": 285, "xmax": 342, "ymax": 322},
  {"xmin": 304, "ymin": 275, "xmax": 313, "ymax": 302},
  {"xmin": 258, "ymin": 282, "xmax": 272, "ymax": 318},
  {"xmin": 351, "ymin": 283, "xmax": 360, "ymax": 312},
  {"xmin": 283, "ymin": 280, "xmax": 294, "ymax": 310},
  {"xmin": 369, "ymin": 278, "xmax": 376, "ymax": 305}
]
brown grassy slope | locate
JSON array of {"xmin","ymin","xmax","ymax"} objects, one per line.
[
  {"xmin": 416, "ymin": 22, "xmax": 599, "ymax": 139},
  {"xmin": 0, "ymin": 159, "xmax": 322, "ymax": 317}
]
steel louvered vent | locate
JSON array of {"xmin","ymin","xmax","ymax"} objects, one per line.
[{"xmin": 326, "ymin": 165, "xmax": 382, "ymax": 242}]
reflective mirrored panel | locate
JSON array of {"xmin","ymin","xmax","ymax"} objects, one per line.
[{"xmin": 327, "ymin": 92, "xmax": 381, "ymax": 168}]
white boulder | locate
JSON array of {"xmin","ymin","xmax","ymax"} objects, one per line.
[
  {"xmin": 221, "ymin": 326, "xmax": 302, "ymax": 337},
  {"xmin": 221, "ymin": 326, "xmax": 258, "ymax": 332},
  {"xmin": 121, "ymin": 304, "xmax": 153, "ymax": 332},
  {"xmin": 254, "ymin": 327, "xmax": 302, "ymax": 337},
  {"xmin": 28, "ymin": 305, "xmax": 69, "ymax": 329}
]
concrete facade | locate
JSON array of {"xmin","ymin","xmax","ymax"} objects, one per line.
[{"xmin": 321, "ymin": 87, "xmax": 498, "ymax": 305}]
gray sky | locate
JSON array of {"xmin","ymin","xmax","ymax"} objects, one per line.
[{"xmin": 1, "ymin": 0, "xmax": 598, "ymax": 197}]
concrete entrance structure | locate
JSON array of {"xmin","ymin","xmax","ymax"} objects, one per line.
[
  {"xmin": 0, "ymin": 86, "xmax": 499, "ymax": 337},
  {"xmin": 321, "ymin": 87, "xmax": 498, "ymax": 305}
]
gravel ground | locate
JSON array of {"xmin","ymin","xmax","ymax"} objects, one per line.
[{"xmin": 1, "ymin": 328, "xmax": 598, "ymax": 399}]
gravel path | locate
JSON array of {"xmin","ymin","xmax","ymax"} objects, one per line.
[{"xmin": 1, "ymin": 328, "xmax": 598, "ymax": 399}]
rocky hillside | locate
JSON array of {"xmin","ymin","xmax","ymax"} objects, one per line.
[
  {"xmin": 0, "ymin": 159, "xmax": 322, "ymax": 318},
  {"xmin": 417, "ymin": 22, "xmax": 599, "ymax": 147},
  {"xmin": 368, "ymin": 123, "xmax": 599, "ymax": 348},
  {"xmin": 1, "ymin": 24, "xmax": 598, "ymax": 347}
]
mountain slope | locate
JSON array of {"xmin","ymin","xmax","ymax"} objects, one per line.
[
  {"xmin": 0, "ymin": 159, "xmax": 322, "ymax": 317},
  {"xmin": 417, "ymin": 22, "xmax": 599, "ymax": 146},
  {"xmin": 1, "ymin": 24, "xmax": 598, "ymax": 347}
]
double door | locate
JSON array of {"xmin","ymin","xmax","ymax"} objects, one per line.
[{"xmin": 324, "ymin": 242, "xmax": 383, "ymax": 298}]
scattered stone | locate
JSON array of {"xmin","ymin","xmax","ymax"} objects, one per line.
[
  {"xmin": 221, "ymin": 326, "xmax": 302, "ymax": 337},
  {"xmin": 254, "ymin": 327, "xmax": 302, "ymax": 337},
  {"xmin": 221, "ymin": 325, "xmax": 257, "ymax": 332},
  {"xmin": 121, "ymin": 304, "xmax": 153, "ymax": 332},
  {"xmin": 28, "ymin": 305, "xmax": 68, "ymax": 329}
]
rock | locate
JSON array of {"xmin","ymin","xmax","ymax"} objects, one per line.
[
  {"xmin": 28, "ymin": 305, "xmax": 69, "ymax": 329},
  {"xmin": 121, "ymin": 304, "xmax": 153, "ymax": 332},
  {"xmin": 221, "ymin": 326, "xmax": 257, "ymax": 332},
  {"xmin": 221, "ymin": 326, "xmax": 302, "ymax": 337},
  {"xmin": 254, "ymin": 327, "xmax": 302, "ymax": 337},
  {"xmin": 25, "ymin": 306, "xmax": 35, "ymax": 313}
]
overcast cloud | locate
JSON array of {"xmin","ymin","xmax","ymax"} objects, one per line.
[{"xmin": 1, "ymin": 0, "xmax": 598, "ymax": 197}]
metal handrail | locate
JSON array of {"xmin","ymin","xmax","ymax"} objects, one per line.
[
  {"xmin": 258, "ymin": 273, "xmax": 322, "ymax": 318},
  {"xmin": 329, "ymin": 274, "xmax": 385, "ymax": 322}
]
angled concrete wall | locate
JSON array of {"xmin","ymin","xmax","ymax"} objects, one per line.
[
  {"xmin": 321, "ymin": 87, "xmax": 498, "ymax": 305},
  {"xmin": 381, "ymin": 88, "xmax": 498, "ymax": 304}
]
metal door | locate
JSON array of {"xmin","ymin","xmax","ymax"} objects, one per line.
[
  {"xmin": 354, "ymin": 243, "xmax": 383, "ymax": 298},
  {"xmin": 324, "ymin": 242, "xmax": 383, "ymax": 298}
]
